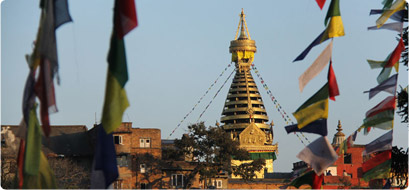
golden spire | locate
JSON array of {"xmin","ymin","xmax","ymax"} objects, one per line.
[{"xmin": 221, "ymin": 10, "xmax": 269, "ymax": 137}]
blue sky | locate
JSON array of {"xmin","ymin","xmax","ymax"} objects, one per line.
[{"xmin": 1, "ymin": 0, "xmax": 408, "ymax": 172}]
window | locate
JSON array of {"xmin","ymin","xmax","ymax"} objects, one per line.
[
  {"xmin": 114, "ymin": 135, "xmax": 122, "ymax": 145},
  {"xmin": 140, "ymin": 183, "xmax": 147, "ymax": 189},
  {"xmin": 1, "ymin": 135, "xmax": 5, "ymax": 147},
  {"xmin": 113, "ymin": 180, "xmax": 123, "ymax": 189},
  {"xmin": 344, "ymin": 153, "xmax": 352, "ymax": 164},
  {"xmin": 212, "ymin": 180, "xmax": 222, "ymax": 189},
  {"xmin": 117, "ymin": 155, "xmax": 129, "ymax": 167},
  {"xmin": 140, "ymin": 164, "xmax": 146, "ymax": 173},
  {"xmin": 140, "ymin": 138, "xmax": 151, "ymax": 148},
  {"xmin": 171, "ymin": 174, "xmax": 184, "ymax": 187}
]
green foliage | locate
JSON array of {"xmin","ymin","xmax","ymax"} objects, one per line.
[{"xmin": 174, "ymin": 122, "xmax": 265, "ymax": 188}]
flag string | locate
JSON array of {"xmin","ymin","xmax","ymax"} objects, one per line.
[
  {"xmin": 196, "ymin": 68, "xmax": 236, "ymax": 122},
  {"xmin": 251, "ymin": 63, "xmax": 310, "ymax": 145},
  {"xmin": 166, "ymin": 63, "xmax": 233, "ymax": 139}
]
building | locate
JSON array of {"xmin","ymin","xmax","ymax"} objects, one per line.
[{"xmin": 220, "ymin": 9, "xmax": 278, "ymax": 179}]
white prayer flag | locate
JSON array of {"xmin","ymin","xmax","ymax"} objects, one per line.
[
  {"xmin": 299, "ymin": 41, "xmax": 333, "ymax": 92},
  {"xmin": 296, "ymin": 136, "xmax": 338, "ymax": 175}
]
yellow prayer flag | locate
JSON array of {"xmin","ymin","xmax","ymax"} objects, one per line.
[
  {"xmin": 293, "ymin": 99, "xmax": 329, "ymax": 129},
  {"xmin": 323, "ymin": 16, "xmax": 345, "ymax": 39},
  {"xmin": 376, "ymin": 0, "xmax": 406, "ymax": 28}
]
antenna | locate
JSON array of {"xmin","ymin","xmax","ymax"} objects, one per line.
[
  {"xmin": 95, "ymin": 112, "xmax": 97, "ymax": 124},
  {"xmin": 127, "ymin": 113, "xmax": 131, "ymax": 122}
]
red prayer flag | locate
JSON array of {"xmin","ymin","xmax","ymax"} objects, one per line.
[
  {"xmin": 366, "ymin": 96, "xmax": 396, "ymax": 118},
  {"xmin": 315, "ymin": 0, "xmax": 326, "ymax": 10},
  {"xmin": 17, "ymin": 139, "xmax": 25, "ymax": 188},
  {"xmin": 328, "ymin": 60, "xmax": 340, "ymax": 101},
  {"xmin": 34, "ymin": 59, "xmax": 57, "ymax": 137},
  {"xmin": 115, "ymin": 0, "xmax": 138, "ymax": 39},
  {"xmin": 385, "ymin": 38, "xmax": 404, "ymax": 67},
  {"xmin": 362, "ymin": 150, "xmax": 392, "ymax": 173},
  {"xmin": 312, "ymin": 172, "xmax": 324, "ymax": 189}
]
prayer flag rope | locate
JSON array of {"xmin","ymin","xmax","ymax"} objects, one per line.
[
  {"xmin": 196, "ymin": 68, "xmax": 236, "ymax": 122},
  {"xmin": 166, "ymin": 63, "xmax": 232, "ymax": 139},
  {"xmin": 251, "ymin": 64, "xmax": 310, "ymax": 145}
]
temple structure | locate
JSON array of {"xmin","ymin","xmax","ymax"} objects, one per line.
[{"xmin": 220, "ymin": 9, "xmax": 278, "ymax": 179}]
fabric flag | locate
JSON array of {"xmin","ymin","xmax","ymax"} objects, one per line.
[
  {"xmin": 328, "ymin": 60, "xmax": 339, "ymax": 101},
  {"xmin": 362, "ymin": 109, "xmax": 394, "ymax": 129},
  {"xmin": 346, "ymin": 131, "xmax": 358, "ymax": 148},
  {"xmin": 90, "ymin": 125, "xmax": 119, "ymax": 188},
  {"xmin": 363, "ymin": 130, "xmax": 393, "ymax": 155},
  {"xmin": 368, "ymin": 22, "xmax": 403, "ymax": 32},
  {"xmin": 285, "ymin": 119, "xmax": 328, "ymax": 136},
  {"xmin": 23, "ymin": 104, "xmax": 57, "ymax": 189},
  {"xmin": 293, "ymin": 83, "xmax": 329, "ymax": 129},
  {"xmin": 297, "ymin": 136, "xmax": 338, "ymax": 175},
  {"xmin": 339, "ymin": 139, "xmax": 347, "ymax": 155},
  {"xmin": 54, "ymin": 0, "xmax": 73, "ymax": 29},
  {"xmin": 323, "ymin": 0, "xmax": 345, "ymax": 38},
  {"xmin": 370, "ymin": 9, "xmax": 406, "ymax": 22},
  {"xmin": 365, "ymin": 74, "xmax": 397, "ymax": 99},
  {"xmin": 383, "ymin": 179, "xmax": 392, "ymax": 189},
  {"xmin": 289, "ymin": 170, "xmax": 324, "ymax": 189},
  {"xmin": 293, "ymin": 30, "xmax": 330, "ymax": 62},
  {"xmin": 377, "ymin": 67, "xmax": 393, "ymax": 84},
  {"xmin": 299, "ymin": 41, "xmax": 333, "ymax": 92},
  {"xmin": 362, "ymin": 159, "xmax": 391, "ymax": 181},
  {"xmin": 315, "ymin": 0, "xmax": 326, "ymax": 10},
  {"xmin": 101, "ymin": 0, "xmax": 137, "ymax": 134},
  {"xmin": 362, "ymin": 150, "xmax": 392, "ymax": 173},
  {"xmin": 385, "ymin": 38, "xmax": 405, "ymax": 68},
  {"xmin": 17, "ymin": 139, "xmax": 26, "ymax": 189},
  {"xmin": 366, "ymin": 96, "xmax": 396, "ymax": 118},
  {"xmin": 367, "ymin": 53, "xmax": 399, "ymax": 72},
  {"xmin": 376, "ymin": 0, "xmax": 406, "ymax": 28},
  {"xmin": 372, "ymin": 120, "xmax": 394, "ymax": 130}
]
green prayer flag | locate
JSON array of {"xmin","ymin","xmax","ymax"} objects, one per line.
[
  {"xmin": 23, "ymin": 152, "xmax": 57, "ymax": 189},
  {"xmin": 362, "ymin": 110, "xmax": 394, "ymax": 128},
  {"xmin": 101, "ymin": 30, "xmax": 130, "ymax": 134},
  {"xmin": 362, "ymin": 159, "xmax": 391, "ymax": 181},
  {"xmin": 290, "ymin": 170, "xmax": 314, "ymax": 188},
  {"xmin": 24, "ymin": 105, "xmax": 42, "ymax": 175},
  {"xmin": 295, "ymin": 83, "xmax": 329, "ymax": 112}
]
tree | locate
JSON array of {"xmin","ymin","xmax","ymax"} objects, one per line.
[
  {"xmin": 48, "ymin": 157, "xmax": 90, "ymax": 189},
  {"xmin": 174, "ymin": 122, "xmax": 265, "ymax": 189}
]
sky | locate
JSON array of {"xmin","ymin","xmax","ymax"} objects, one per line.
[{"xmin": 1, "ymin": 0, "xmax": 408, "ymax": 172}]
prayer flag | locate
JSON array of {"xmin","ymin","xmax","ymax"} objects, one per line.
[
  {"xmin": 376, "ymin": 0, "xmax": 406, "ymax": 28},
  {"xmin": 328, "ymin": 60, "xmax": 339, "ymax": 101},
  {"xmin": 368, "ymin": 22, "xmax": 403, "ymax": 32},
  {"xmin": 23, "ymin": 152, "xmax": 57, "ymax": 189},
  {"xmin": 297, "ymin": 136, "xmax": 338, "ymax": 175},
  {"xmin": 24, "ymin": 105, "xmax": 42, "ymax": 176},
  {"xmin": 362, "ymin": 110, "xmax": 394, "ymax": 128},
  {"xmin": 54, "ymin": 0, "xmax": 73, "ymax": 29},
  {"xmin": 315, "ymin": 0, "xmax": 326, "ymax": 10},
  {"xmin": 363, "ymin": 130, "xmax": 393, "ymax": 155},
  {"xmin": 385, "ymin": 38, "xmax": 405, "ymax": 68},
  {"xmin": 365, "ymin": 74, "xmax": 397, "ymax": 99},
  {"xmin": 90, "ymin": 125, "xmax": 119, "ymax": 188},
  {"xmin": 372, "ymin": 120, "xmax": 394, "ymax": 130},
  {"xmin": 324, "ymin": 0, "xmax": 340, "ymax": 25},
  {"xmin": 362, "ymin": 150, "xmax": 392, "ymax": 173},
  {"xmin": 293, "ymin": 83, "xmax": 329, "ymax": 129},
  {"xmin": 323, "ymin": 0, "xmax": 344, "ymax": 38},
  {"xmin": 101, "ymin": 0, "xmax": 137, "ymax": 134},
  {"xmin": 289, "ymin": 170, "xmax": 323, "ymax": 189},
  {"xmin": 299, "ymin": 41, "xmax": 333, "ymax": 92},
  {"xmin": 366, "ymin": 96, "xmax": 396, "ymax": 118},
  {"xmin": 346, "ymin": 131, "xmax": 357, "ymax": 148},
  {"xmin": 23, "ymin": 104, "xmax": 57, "ymax": 189},
  {"xmin": 285, "ymin": 119, "xmax": 328, "ymax": 136},
  {"xmin": 293, "ymin": 30, "xmax": 329, "ymax": 62},
  {"xmin": 362, "ymin": 159, "xmax": 391, "ymax": 181},
  {"xmin": 377, "ymin": 67, "xmax": 393, "ymax": 84},
  {"xmin": 370, "ymin": 9, "xmax": 406, "ymax": 22},
  {"xmin": 17, "ymin": 139, "xmax": 26, "ymax": 188}
]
